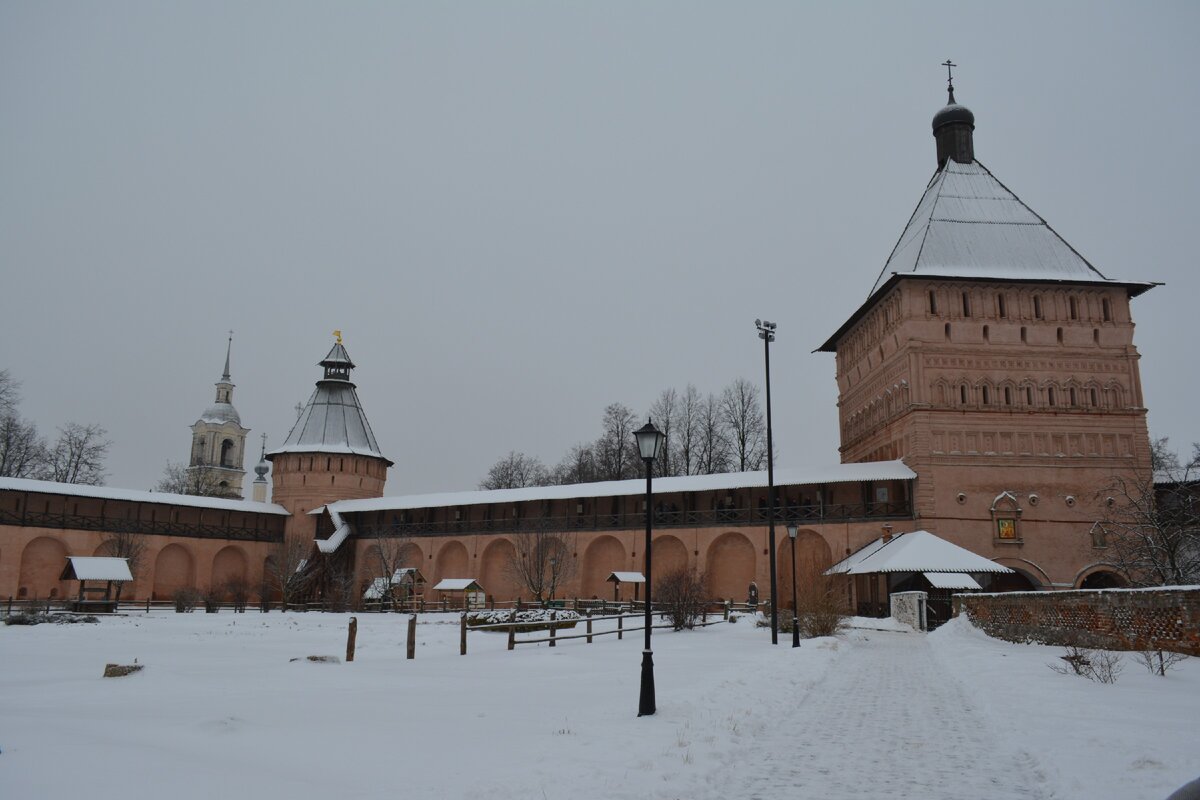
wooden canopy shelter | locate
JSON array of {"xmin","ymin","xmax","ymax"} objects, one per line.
[
  {"xmin": 606, "ymin": 571, "xmax": 645, "ymax": 602},
  {"xmin": 432, "ymin": 578, "xmax": 485, "ymax": 609},
  {"xmin": 59, "ymin": 556, "xmax": 133, "ymax": 613}
]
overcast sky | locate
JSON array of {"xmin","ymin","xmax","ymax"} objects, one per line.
[{"xmin": 2, "ymin": 2, "xmax": 1197, "ymax": 497}]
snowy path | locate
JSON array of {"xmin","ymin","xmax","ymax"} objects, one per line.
[{"xmin": 740, "ymin": 630, "xmax": 1051, "ymax": 800}]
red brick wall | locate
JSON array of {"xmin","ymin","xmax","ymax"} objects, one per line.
[{"xmin": 954, "ymin": 588, "xmax": 1200, "ymax": 656}]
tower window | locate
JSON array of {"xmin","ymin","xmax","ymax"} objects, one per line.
[
  {"xmin": 1004, "ymin": 387, "xmax": 1012, "ymax": 406},
  {"xmin": 1020, "ymin": 326, "xmax": 1027, "ymax": 344},
  {"xmin": 1091, "ymin": 388, "xmax": 1099, "ymax": 406},
  {"xmin": 983, "ymin": 324, "xmax": 990, "ymax": 342},
  {"xmin": 1070, "ymin": 388, "xmax": 1077, "ymax": 406},
  {"xmin": 960, "ymin": 385, "xmax": 968, "ymax": 404},
  {"xmin": 945, "ymin": 323, "xmax": 951, "ymax": 341},
  {"xmin": 1069, "ymin": 297, "xmax": 1079, "ymax": 320},
  {"xmin": 928, "ymin": 290, "xmax": 938, "ymax": 315},
  {"xmin": 962, "ymin": 292, "xmax": 971, "ymax": 317},
  {"xmin": 998, "ymin": 294, "xmax": 1008, "ymax": 318},
  {"xmin": 220, "ymin": 439, "xmax": 235, "ymax": 468},
  {"xmin": 1094, "ymin": 328, "xmax": 1100, "ymax": 344},
  {"xmin": 982, "ymin": 386, "xmax": 991, "ymax": 404},
  {"xmin": 1026, "ymin": 387, "xmax": 1034, "ymax": 405},
  {"xmin": 1034, "ymin": 295, "xmax": 1043, "ymax": 319},
  {"xmin": 1057, "ymin": 327, "xmax": 1064, "ymax": 344},
  {"xmin": 1048, "ymin": 387, "xmax": 1057, "ymax": 406},
  {"xmin": 1102, "ymin": 298, "xmax": 1112, "ymax": 322}
]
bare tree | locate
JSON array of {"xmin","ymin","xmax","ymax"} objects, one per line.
[
  {"xmin": 480, "ymin": 450, "xmax": 550, "ymax": 490},
  {"xmin": 266, "ymin": 537, "xmax": 314, "ymax": 609},
  {"xmin": 1094, "ymin": 438, "xmax": 1200, "ymax": 587},
  {"xmin": 154, "ymin": 461, "xmax": 234, "ymax": 497},
  {"xmin": 721, "ymin": 378, "xmax": 766, "ymax": 472},
  {"xmin": 0, "ymin": 411, "xmax": 45, "ymax": 479},
  {"xmin": 696, "ymin": 392, "xmax": 731, "ymax": 475},
  {"xmin": 594, "ymin": 402, "xmax": 638, "ymax": 481},
  {"xmin": 365, "ymin": 534, "xmax": 416, "ymax": 608},
  {"xmin": 44, "ymin": 422, "xmax": 110, "ymax": 485},
  {"xmin": 0, "ymin": 369, "xmax": 17, "ymax": 415},
  {"xmin": 506, "ymin": 531, "xmax": 575, "ymax": 605},
  {"xmin": 552, "ymin": 442, "xmax": 597, "ymax": 485},
  {"xmin": 648, "ymin": 388, "xmax": 681, "ymax": 478},
  {"xmin": 676, "ymin": 384, "xmax": 702, "ymax": 476},
  {"xmin": 654, "ymin": 567, "xmax": 708, "ymax": 630},
  {"xmin": 100, "ymin": 530, "xmax": 147, "ymax": 603}
]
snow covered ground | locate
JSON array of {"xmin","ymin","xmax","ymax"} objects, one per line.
[{"xmin": 1, "ymin": 611, "xmax": 1196, "ymax": 799}]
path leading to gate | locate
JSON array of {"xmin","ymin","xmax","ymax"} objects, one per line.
[{"xmin": 740, "ymin": 629, "xmax": 1053, "ymax": 800}]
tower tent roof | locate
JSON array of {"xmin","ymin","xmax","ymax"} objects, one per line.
[
  {"xmin": 869, "ymin": 159, "xmax": 1120, "ymax": 294},
  {"xmin": 267, "ymin": 338, "xmax": 391, "ymax": 465}
]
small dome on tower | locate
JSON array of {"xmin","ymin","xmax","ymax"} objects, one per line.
[
  {"xmin": 201, "ymin": 402, "xmax": 242, "ymax": 426},
  {"xmin": 932, "ymin": 101, "xmax": 974, "ymax": 132},
  {"xmin": 254, "ymin": 455, "xmax": 269, "ymax": 479}
]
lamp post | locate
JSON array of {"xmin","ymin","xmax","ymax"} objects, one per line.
[
  {"xmin": 756, "ymin": 319, "xmax": 780, "ymax": 645},
  {"xmin": 787, "ymin": 523, "xmax": 800, "ymax": 648},
  {"xmin": 633, "ymin": 419, "xmax": 666, "ymax": 717}
]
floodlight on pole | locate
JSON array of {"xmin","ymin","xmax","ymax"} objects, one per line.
[{"xmin": 756, "ymin": 319, "xmax": 780, "ymax": 645}]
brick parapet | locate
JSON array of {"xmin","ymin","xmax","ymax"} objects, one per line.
[{"xmin": 954, "ymin": 587, "xmax": 1200, "ymax": 656}]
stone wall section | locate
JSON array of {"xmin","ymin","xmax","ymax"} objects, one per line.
[{"xmin": 954, "ymin": 588, "xmax": 1200, "ymax": 656}]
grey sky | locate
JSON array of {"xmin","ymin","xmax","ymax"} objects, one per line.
[{"xmin": 2, "ymin": 2, "xmax": 1196, "ymax": 496}]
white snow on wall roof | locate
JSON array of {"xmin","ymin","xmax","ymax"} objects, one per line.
[
  {"xmin": 328, "ymin": 460, "xmax": 916, "ymax": 514},
  {"xmin": 62, "ymin": 556, "xmax": 133, "ymax": 582},
  {"xmin": 0, "ymin": 477, "xmax": 290, "ymax": 515},
  {"xmin": 608, "ymin": 572, "xmax": 645, "ymax": 583},
  {"xmin": 924, "ymin": 572, "xmax": 983, "ymax": 590},
  {"xmin": 870, "ymin": 159, "xmax": 1131, "ymax": 294},
  {"xmin": 826, "ymin": 530, "xmax": 1013, "ymax": 575}
]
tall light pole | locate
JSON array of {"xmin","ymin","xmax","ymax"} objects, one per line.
[
  {"xmin": 756, "ymin": 319, "xmax": 780, "ymax": 645},
  {"xmin": 787, "ymin": 523, "xmax": 800, "ymax": 648},
  {"xmin": 633, "ymin": 419, "xmax": 665, "ymax": 717}
]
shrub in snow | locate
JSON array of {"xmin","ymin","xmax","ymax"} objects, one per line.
[
  {"xmin": 654, "ymin": 567, "xmax": 708, "ymax": 631},
  {"xmin": 173, "ymin": 587, "xmax": 201, "ymax": 613},
  {"xmin": 4, "ymin": 613, "xmax": 98, "ymax": 626},
  {"xmin": 1049, "ymin": 645, "xmax": 1123, "ymax": 683},
  {"xmin": 1136, "ymin": 650, "xmax": 1189, "ymax": 677},
  {"xmin": 202, "ymin": 586, "xmax": 223, "ymax": 613}
]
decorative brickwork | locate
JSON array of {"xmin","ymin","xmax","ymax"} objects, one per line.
[{"xmin": 954, "ymin": 588, "xmax": 1200, "ymax": 656}]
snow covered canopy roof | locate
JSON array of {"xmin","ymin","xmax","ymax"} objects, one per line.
[
  {"xmin": 60, "ymin": 557, "xmax": 133, "ymax": 582},
  {"xmin": 0, "ymin": 477, "xmax": 290, "ymax": 515},
  {"xmin": 433, "ymin": 579, "xmax": 483, "ymax": 592},
  {"xmin": 328, "ymin": 460, "xmax": 915, "ymax": 514},
  {"xmin": 825, "ymin": 530, "xmax": 1013, "ymax": 575},
  {"xmin": 924, "ymin": 572, "xmax": 983, "ymax": 590},
  {"xmin": 607, "ymin": 572, "xmax": 645, "ymax": 584}
]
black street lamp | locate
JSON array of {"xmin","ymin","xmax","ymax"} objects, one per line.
[
  {"xmin": 633, "ymin": 418, "xmax": 666, "ymax": 717},
  {"xmin": 756, "ymin": 319, "xmax": 780, "ymax": 645},
  {"xmin": 787, "ymin": 523, "xmax": 800, "ymax": 648}
]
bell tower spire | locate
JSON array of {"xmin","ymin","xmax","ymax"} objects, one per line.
[{"xmin": 186, "ymin": 334, "xmax": 250, "ymax": 498}]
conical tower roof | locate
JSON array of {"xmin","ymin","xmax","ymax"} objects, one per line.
[{"xmin": 266, "ymin": 336, "xmax": 391, "ymax": 465}]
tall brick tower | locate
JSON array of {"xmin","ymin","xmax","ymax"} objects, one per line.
[
  {"xmin": 817, "ymin": 73, "xmax": 1156, "ymax": 589},
  {"xmin": 266, "ymin": 333, "xmax": 391, "ymax": 543}
]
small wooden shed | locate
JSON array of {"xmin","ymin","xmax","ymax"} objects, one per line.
[
  {"xmin": 59, "ymin": 557, "xmax": 133, "ymax": 613},
  {"xmin": 606, "ymin": 571, "xmax": 645, "ymax": 602},
  {"xmin": 363, "ymin": 567, "xmax": 427, "ymax": 603},
  {"xmin": 432, "ymin": 578, "xmax": 486, "ymax": 609}
]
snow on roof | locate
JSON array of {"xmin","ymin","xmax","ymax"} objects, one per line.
[
  {"xmin": 329, "ymin": 460, "xmax": 916, "ymax": 514},
  {"xmin": 0, "ymin": 477, "xmax": 290, "ymax": 515},
  {"xmin": 924, "ymin": 572, "xmax": 983, "ymax": 590},
  {"xmin": 870, "ymin": 159, "xmax": 1124, "ymax": 294},
  {"xmin": 60, "ymin": 557, "xmax": 133, "ymax": 582},
  {"xmin": 433, "ymin": 579, "xmax": 483, "ymax": 592},
  {"xmin": 607, "ymin": 572, "xmax": 645, "ymax": 584},
  {"xmin": 826, "ymin": 530, "xmax": 1013, "ymax": 575},
  {"xmin": 268, "ymin": 381, "xmax": 389, "ymax": 464}
]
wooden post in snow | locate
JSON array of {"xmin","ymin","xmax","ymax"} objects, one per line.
[
  {"xmin": 586, "ymin": 612, "xmax": 593, "ymax": 644},
  {"xmin": 460, "ymin": 612, "xmax": 467, "ymax": 656},
  {"xmin": 406, "ymin": 614, "xmax": 416, "ymax": 660},
  {"xmin": 617, "ymin": 614, "xmax": 623, "ymax": 640},
  {"xmin": 549, "ymin": 611, "xmax": 557, "ymax": 647},
  {"xmin": 346, "ymin": 616, "xmax": 358, "ymax": 662}
]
